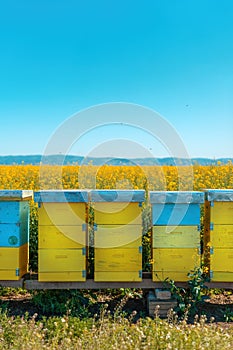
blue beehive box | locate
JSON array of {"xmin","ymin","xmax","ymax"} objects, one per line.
[
  {"xmin": 149, "ymin": 191, "xmax": 204, "ymax": 282},
  {"xmin": 0, "ymin": 190, "xmax": 33, "ymax": 280},
  {"xmin": 0, "ymin": 190, "xmax": 33, "ymax": 247},
  {"xmin": 150, "ymin": 191, "xmax": 204, "ymax": 226}
]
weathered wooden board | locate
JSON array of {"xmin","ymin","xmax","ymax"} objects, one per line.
[
  {"xmin": 0, "ymin": 244, "xmax": 28, "ymax": 280},
  {"xmin": 209, "ymin": 272, "xmax": 233, "ymax": 282},
  {"xmin": 210, "ymin": 248, "xmax": 233, "ymax": 272},
  {"xmin": 38, "ymin": 271, "xmax": 86, "ymax": 282},
  {"xmin": 38, "ymin": 203, "xmax": 87, "ymax": 226},
  {"xmin": 94, "ymin": 271, "xmax": 142, "ymax": 282},
  {"xmin": 39, "ymin": 248, "xmax": 86, "ymax": 273},
  {"xmin": 210, "ymin": 225, "xmax": 233, "ymax": 248},
  {"xmin": 95, "ymin": 248, "xmax": 142, "ymax": 272},
  {"xmin": 94, "ymin": 225, "xmax": 141, "ymax": 248},
  {"xmin": 152, "ymin": 248, "xmax": 200, "ymax": 282},
  {"xmin": 210, "ymin": 202, "xmax": 233, "ymax": 225},
  {"xmin": 93, "ymin": 202, "xmax": 142, "ymax": 225},
  {"xmin": 0, "ymin": 244, "xmax": 28, "ymax": 268},
  {"xmin": 39, "ymin": 225, "xmax": 86, "ymax": 249},
  {"xmin": 0, "ymin": 266, "xmax": 28, "ymax": 281},
  {"xmin": 152, "ymin": 226, "xmax": 200, "ymax": 248},
  {"xmin": 23, "ymin": 276, "xmax": 233, "ymax": 289}
]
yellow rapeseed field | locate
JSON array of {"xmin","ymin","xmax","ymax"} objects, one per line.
[
  {"xmin": 0, "ymin": 163, "xmax": 232, "ymax": 272},
  {"xmin": 0, "ymin": 163, "xmax": 232, "ymax": 191}
]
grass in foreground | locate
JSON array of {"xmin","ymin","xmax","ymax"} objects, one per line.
[{"xmin": 0, "ymin": 308, "xmax": 232, "ymax": 350}]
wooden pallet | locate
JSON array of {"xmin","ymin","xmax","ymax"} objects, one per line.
[{"xmin": 147, "ymin": 290, "xmax": 177, "ymax": 318}]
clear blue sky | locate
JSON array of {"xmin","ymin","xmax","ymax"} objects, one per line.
[{"xmin": 0, "ymin": 0, "xmax": 232, "ymax": 158}]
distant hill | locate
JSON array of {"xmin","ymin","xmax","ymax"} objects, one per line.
[{"xmin": 0, "ymin": 155, "xmax": 232, "ymax": 166}]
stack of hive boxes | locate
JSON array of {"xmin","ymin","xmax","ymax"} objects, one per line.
[
  {"xmin": 90, "ymin": 190, "xmax": 145, "ymax": 282},
  {"xmin": 204, "ymin": 189, "xmax": 233, "ymax": 281},
  {"xmin": 0, "ymin": 190, "xmax": 33, "ymax": 280},
  {"xmin": 34, "ymin": 190, "xmax": 88, "ymax": 282},
  {"xmin": 150, "ymin": 191, "xmax": 204, "ymax": 281}
]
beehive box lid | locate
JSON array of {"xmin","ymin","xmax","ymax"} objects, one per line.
[
  {"xmin": 149, "ymin": 191, "xmax": 204, "ymax": 204},
  {"xmin": 205, "ymin": 189, "xmax": 233, "ymax": 202},
  {"xmin": 34, "ymin": 190, "xmax": 88, "ymax": 203},
  {"xmin": 0, "ymin": 190, "xmax": 33, "ymax": 201},
  {"xmin": 90, "ymin": 190, "xmax": 145, "ymax": 203}
]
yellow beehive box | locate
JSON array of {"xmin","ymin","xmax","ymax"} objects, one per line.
[
  {"xmin": 204, "ymin": 190, "xmax": 233, "ymax": 281},
  {"xmin": 0, "ymin": 243, "xmax": 28, "ymax": 280},
  {"xmin": 205, "ymin": 190, "xmax": 233, "ymax": 224},
  {"xmin": 0, "ymin": 266, "xmax": 28, "ymax": 280},
  {"xmin": 94, "ymin": 225, "xmax": 141, "ymax": 248},
  {"xmin": 38, "ymin": 271, "xmax": 86, "ymax": 282},
  {"xmin": 208, "ymin": 272, "xmax": 233, "ymax": 282},
  {"xmin": 34, "ymin": 190, "xmax": 88, "ymax": 226},
  {"xmin": 90, "ymin": 190, "xmax": 145, "ymax": 282},
  {"xmin": 0, "ymin": 243, "xmax": 28, "ymax": 268},
  {"xmin": 39, "ymin": 225, "xmax": 86, "ymax": 249},
  {"xmin": 34, "ymin": 191, "xmax": 88, "ymax": 282},
  {"xmin": 90, "ymin": 189, "xmax": 144, "ymax": 225},
  {"xmin": 95, "ymin": 271, "xmax": 142, "ymax": 282},
  {"xmin": 210, "ymin": 249, "xmax": 233, "ymax": 272},
  {"xmin": 95, "ymin": 248, "xmax": 142, "ymax": 271},
  {"xmin": 210, "ymin": 225, "xmax": 233, "ymax": 248},
  {"xmin": 153, "ymin": 271, "xmax": 193, "ymax": 282},
  {"xmin": 152, "ymin": 226, "xmax": 200, "ymax": 248},
  {"xmin": 92, "ymin": 202, "xmax": 142, "ymax": 225},
  {"xmin": 209, "ymin": 202, "xmax": 233, "ymax": 225},
  {"xmin": 95, "ymin": 248, "xmax": 142, "ymax": 282},
  {"xmin": 38, "ymin": 248, "xmax": 86, "ymax": 282},
  {"xmin": 38, "ymin": 203, "xmax": 87, "ymax": 226},
  {"xmin": 152, "ymin": 248, "xmax": 201, "ymax": 282}
]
